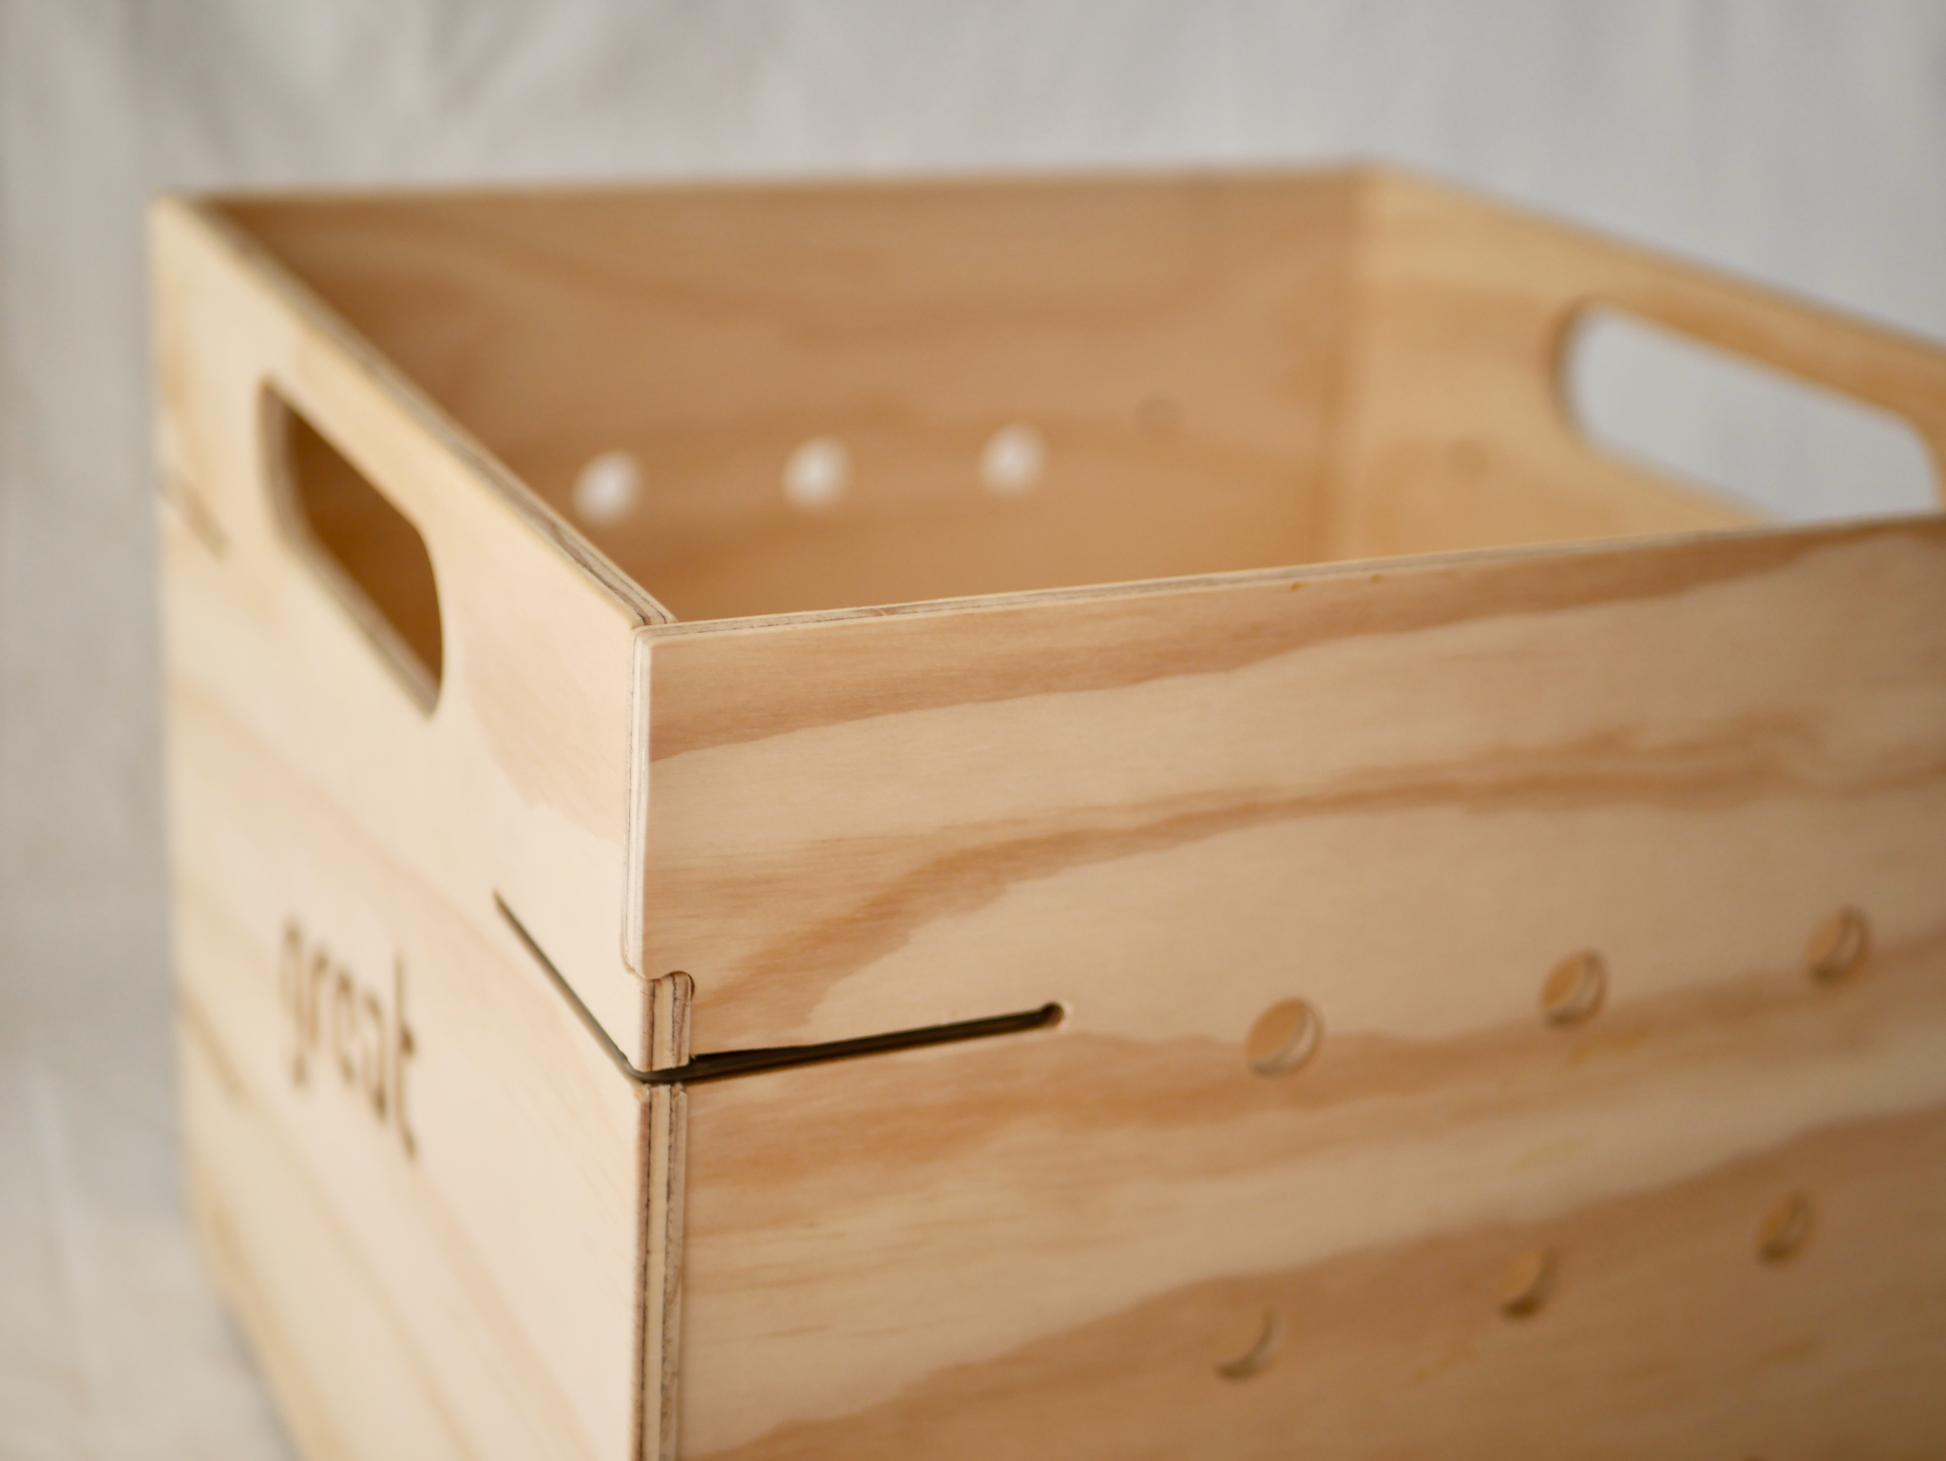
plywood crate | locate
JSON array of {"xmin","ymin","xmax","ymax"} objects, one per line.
[{"xmin": 152, "ymin": 168, "xmax": 1946, "ymax": 1460}]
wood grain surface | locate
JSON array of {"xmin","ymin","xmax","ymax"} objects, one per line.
[
  {"xmin": 656, "ymin": 516, "xmax": 1946, "ymax": 1456},
  {"xmin": 1334, "ymin": 171, "xmax": 1946, "ymax": 560},
  {"xmin": 220, "ymin": 174, "xmax": 1360, "ymax": 622},
  {"xmin": 154, "ymin": 195, "xmax": 671, "ymax": 1459},
  {"xmin": 157, "ymin": 168, "xmax": 1946, "ymax": 1460}
]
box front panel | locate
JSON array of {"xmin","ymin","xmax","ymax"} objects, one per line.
[{"xmin": 650, "ymin": 518, "xmax": 1946, "ymax": 1458}]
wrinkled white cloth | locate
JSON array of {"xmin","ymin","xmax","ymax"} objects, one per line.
[{"xmin": 2, "ymin": 4, "xmax": 1942, "ymax": 1457}]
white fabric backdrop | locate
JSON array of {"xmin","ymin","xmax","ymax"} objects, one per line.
[{"xmin": 3, "ymin": 4, "xmax": 1942, "ymax": 1456}]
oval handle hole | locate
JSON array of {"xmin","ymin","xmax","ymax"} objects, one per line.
[
  {"xmin": 1562, "ymin": 306, "xmax": 1937, "ymax": 522},
  {"xmin": 266, "ymin": 390, "xmax": 444, "ymax": 711}
]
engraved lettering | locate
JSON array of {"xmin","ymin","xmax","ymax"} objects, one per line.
[
  {"xmin": 280, "ymin": 921, "xmax": 308, "ymax": 1085},
  {"xmin": 361, "ymin": 989, "xmax": 386, "ymax": 1121},
  {"xmin": 331, "ymin": 967, "xmax": 356, "ymax": 1085},
  {"xmin": 279, "ymin": 917, "xmax": 418, "ymax": 1158},
  {"xmin": 394, "ymin": 957, "xmax": 417, "ymax": 1159},
  {"xmin": 307, "ymin": 946, "xmax": 329, "ymax": 1065}
]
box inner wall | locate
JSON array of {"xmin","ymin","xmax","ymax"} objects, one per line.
[{"xmin": 220, "ymin": 173, "xmax": 1737, "ymax": 623}]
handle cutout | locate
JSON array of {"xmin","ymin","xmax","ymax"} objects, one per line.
[
  {"xmin": 265, "ymin": 390, "xmax": 444, "ymax": 711},
  {"xmin": 1563, "ymin": 306, "xmax": 1938, "ymax": 522}
]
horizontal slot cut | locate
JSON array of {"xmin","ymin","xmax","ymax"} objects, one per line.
[
  {"xmin": 267, "ymin": 389, "xmax": 444, "ymax": 709},
  {"xmin": 496, "ymin": 894, "xmax": 1062, "ymax": 1087},
  {"xmin": 1564, "ymin": 306, "xmax": 1938, "ymax": 523}
]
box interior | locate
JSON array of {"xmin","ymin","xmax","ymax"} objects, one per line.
[{"xmin": 220, "ymin": 171, "xmax": 1755, "ymax": 625}]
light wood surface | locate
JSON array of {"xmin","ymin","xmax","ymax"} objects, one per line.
[
  {"xmin": 1332, "ymin": 170, "xmax": 1946, "ymax": 559},
  {"xmin": 218, "ymin": 174, "xmax": 1361, "ymax": 621},
  {"xmin": 212, "ymin": 168, "xmax": 1946, "ymax": 628},
  {"xmin": 156, "ymin": 167, "xmax": 1946, "ymax": 1460},
  {"xmin": 154, "ymin": 194, "xmax": 673, "ymax": 1459},
  {"xmin": 654, "ymin": 515, "xmax": 1946, "ymax": 1455}
]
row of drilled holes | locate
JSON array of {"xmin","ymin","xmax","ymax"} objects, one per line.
[
  {"xmin": 568, "ymin": 423, "xmax": 1054, "ymax": 526},
  {"xmin": 1219, "ymin": 907, "xmax": 1872, "ymax": 1380}
]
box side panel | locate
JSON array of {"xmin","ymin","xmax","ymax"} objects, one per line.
[
  {"xmin": 154, "ymin": 199, "xmax": 656, "ymax": 1461},
  {"xmin": 648, "ymin": 519, "xmax": 1946, "ymax": 1457},
  {"xmin": 1330, "ymin": 170, "xmax": 1946, "ymax": 560},
  {"xmin": 219, "ymin": 175, "xmax": 1360, "ymax": 619}
]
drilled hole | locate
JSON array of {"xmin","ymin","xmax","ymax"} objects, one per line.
[
  {"xmin": 572, "ymin": 450, "xmax": 642, "ymax": 524},
  {"xmin": 1807, "ymin": 908, "xmax": 1870, "ymax": 984},
  {"xmin": 1214, "ymin": 1309, "xmax": 1284, "ymax": 1381},
  {"xmin": 1541, "ymin": 951, "xmax": 1607, "ymax": 1027},
  {"xmin": 980, "ymin": 423, "xmax": 1046, "ymax": 495},
  {"xmin": 1246, "ymin": 999, "xmax": 1322, "ymax": 1077},
  {"xmin": 1136, "ymin": 394, "xmax": 1181, "ymax": 435},
  {"xmin": 1758, "ymin": 1193, "xmax": 1815, "ymax": 1264},
  {"xmin": 783, "ymin": 437, "xmax": 850, "ymax": 511},
  {"xmin": 1447, "ymin": 437, "xmax": 1490, "ymax": 478},
  {"xmin": 1499, "ymin": 1246, "xmax": 1558, "ymax": 1319}
]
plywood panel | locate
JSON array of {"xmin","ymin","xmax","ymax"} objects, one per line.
[
  {"xmin": 644, "ymin": 519, "xmax": 1946, "ymax": 1048},
  {"xmin": 649, "ymin": 516, "xmax": 1946, "ymax": 1455},
  {"xmin": 218, "ymin": 174, "xmax": 1357, "ymax": 617},
  {"xmin": 158, "ymin": 168, "xmax": 1946, "ymax": 1461},
  {"xmin": 684, "ymin": 1081, "xmax": 1946, "ymax": 1459},
  {"xmin": 1332, "ymin": 170, "xmax": 1946, "ymax": 559},
  {"xmin": 154, "ymin": 196, "xmax": 667, "ymax": 1460}
]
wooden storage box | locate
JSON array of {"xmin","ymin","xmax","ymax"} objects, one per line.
[{"xmin": 153, "ymin": 168, "xmax": 1946, "ymax": 1460}]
